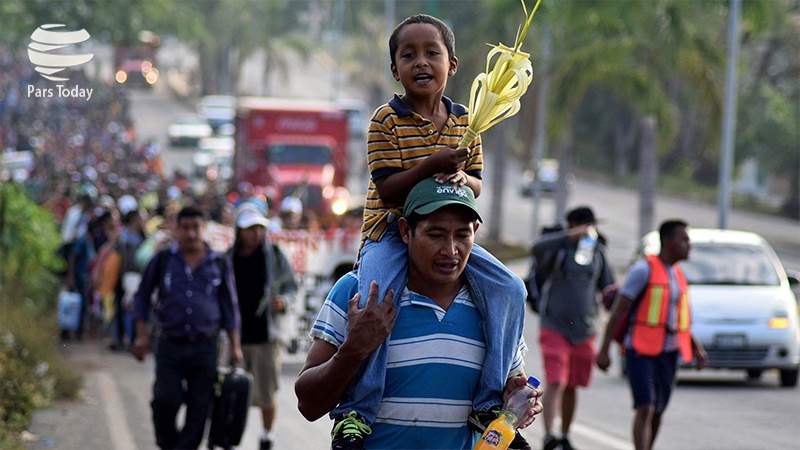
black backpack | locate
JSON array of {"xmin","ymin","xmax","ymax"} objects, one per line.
[{"xmin": 524, "ymin": 224, "xmax": 565, "ymax": 314}]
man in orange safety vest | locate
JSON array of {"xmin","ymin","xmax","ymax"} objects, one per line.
[{"xmin": 596, "ymin": 219, "xmax": 708, "ymax": 450}]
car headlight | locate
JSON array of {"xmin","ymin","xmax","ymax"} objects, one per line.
[
  {"xmin": 330, "ymin": 187, "xmax": 350, "ymax": 216},
  {"xmin": 769, "ymin": 310, "xmax": 790, "ymax": 329},
  {"xmin": 331, "ymin": 197, "xmax": 348, "ymax": 216},
  {"xmin": 145, "ymin": 69, "xmax": 159, "ymax": 85},
  {"xmin": 769, "ymin": 318, "xmax": 790, "ymax": 329}
]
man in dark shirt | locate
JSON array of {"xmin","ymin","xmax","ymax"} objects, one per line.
[
  {"xmin": 532, "ymin": 206, "xmax": 615, "ymax": 450},
  {"xmin": 132, "ymin": 206, "xmax": 242, "ymax": 450},
  {"xmin": 229, "ymin": 204, "xmax": 297, "ymax": 450}
]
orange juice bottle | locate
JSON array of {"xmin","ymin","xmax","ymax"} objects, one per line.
[
  {"xmin": 473, "ymin": 376, "xmax": 540, "ymax": 450},
  {"xmin": 473, "ymin": 412, "xmax": 518, "ymax": 450}
]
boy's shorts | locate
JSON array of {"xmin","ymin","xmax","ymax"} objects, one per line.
[
  {"xmin": 539, "ymin": 328, "xmax": 596, "ymax": 388},
  {"xmin": 625, "ymin": 350, "xmax": 679, "ymax": 413},
  {"xmin": 242, "ymin": 341, "xmax": 281, "ymax": 408}
]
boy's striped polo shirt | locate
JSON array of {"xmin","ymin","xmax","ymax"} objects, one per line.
[{"xmin": 362, "ymin": 94, "xmax": 483, "ymax": 243}]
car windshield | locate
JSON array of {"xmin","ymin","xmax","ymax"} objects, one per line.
[
  {"xmin": 680, "ymin": 243, "xmax": 780, "ymax": 286},
  {"xmin": 268, "ymin": 145, "xmax": 331, "ymax": 166}
]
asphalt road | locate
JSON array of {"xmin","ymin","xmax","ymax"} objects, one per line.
[{"xmin": 27, "ymin": 293, "xmax": 800, "ymax": 450}]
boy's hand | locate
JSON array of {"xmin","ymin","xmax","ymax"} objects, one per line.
[
  {"xmin": 434, "ymin": 170, "xmax": 467, "ymax": 186},
  {"xmin": 429, "ymin": 144, "xmax": 468, "ymax": 174}
]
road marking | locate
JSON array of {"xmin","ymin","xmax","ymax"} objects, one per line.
[
  {"xmin": 97, "ymin": 371, "xmax": 137, "ymax": 450},
  {"xmin": 571, "ymin": 421, "xmax": 633, "ymax": 450}
]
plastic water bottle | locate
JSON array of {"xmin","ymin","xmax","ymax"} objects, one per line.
[
  {"xmin": 574, "ymin": 225, "xmax": 598, "ymax": 266},
  {"xmin": 473, "ymin": 376, "xmax": 541, "ymax": 450}
]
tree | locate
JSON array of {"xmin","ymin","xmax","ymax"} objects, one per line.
[{"xmin": 735, "ymin": 0, "xmax": 799, "ymax": 217}]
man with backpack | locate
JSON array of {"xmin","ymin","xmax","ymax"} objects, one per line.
[
  {"xmin": 531, "ymin": 206, "xmax": 615, "ymax": 450},
  {"xmin": 131, "ymin": 206, "xmax": 242, "ymax": 450}
]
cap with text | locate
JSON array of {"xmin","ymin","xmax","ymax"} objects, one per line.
[{"xmin": 403, "ymin": 178, "xmax": 482, "ymax": 222}]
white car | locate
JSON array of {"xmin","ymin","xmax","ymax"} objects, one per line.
[
  {"xmin": 198, "ymin": 95, "xmax": 236, "ymax": 131},
  {"xmin": 520, "ymin": 158, "xmax": 560, "ymax": 197},
  {"xmin": 168, "ymin": 113, "xmax": 212, "ymax": 147},
  {"xmin": 635, "ymin": 229, "xmax": 800, "ymax": 387}
]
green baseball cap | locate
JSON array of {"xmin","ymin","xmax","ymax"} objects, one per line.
[{"xmin": 403, "ymin": 178, "xmax": 482, "ymax": 222}]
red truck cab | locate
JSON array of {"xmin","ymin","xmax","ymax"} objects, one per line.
[{"xmin": 233, "ymin": 98, "xmax": 351, "ymax": 226}]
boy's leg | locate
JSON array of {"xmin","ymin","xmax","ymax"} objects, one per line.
[
  {"xmin": 465, "ymin": 244, "xmax": 526, "ymax": 411},
  {"xmin": 356, "ymin": 228, "xmax": 407, "ymax": 308},
  {"xmin": 335, "ymin": 229, "xmax": 407, "ymax": 424}
]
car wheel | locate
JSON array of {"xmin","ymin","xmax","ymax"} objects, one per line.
[
  {"xmin": 746, "ymin": 369, "xmax": 763, "ymax": 380},
  {"xmin": 779, "ymin": 368, "xmax": 799, "ymax": 388}
]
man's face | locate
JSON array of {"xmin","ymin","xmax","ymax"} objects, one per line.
[
  {"xmin": 176, "ymin": 216, "xmax": 205, "ymax": 252},
  {"xmin": 666, "ymin": 225, "xmax": 691, "ymax": 261},
  {"xmin": 390, "ymin": 23, "xmax": 457, "ymax": 101},
  {"xmin": 400, "ymin": 206, "xmax": 478, "ymax": 287}
]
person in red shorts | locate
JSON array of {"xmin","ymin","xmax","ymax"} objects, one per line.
[{"xmin": 532, "ymin": 207, "xmax": 615, "ymax": 450}]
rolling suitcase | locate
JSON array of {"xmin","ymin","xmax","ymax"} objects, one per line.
[
  {"xmin": 207, "ymin": 366, "xmax": 252, "ymax": 450},
  {"xmin": 57, "ymin": 290, "xmax": 82, "ymax": 331}
]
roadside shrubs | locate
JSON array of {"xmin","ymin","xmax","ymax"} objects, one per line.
[{"xmin": 0, "ymin": 183, "xmax": 82, "ymax": 446}]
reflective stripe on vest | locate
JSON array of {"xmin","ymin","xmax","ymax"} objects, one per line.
[{"xmin": 631, "ymin": 255, "xmax": 693, "ymax": 362}]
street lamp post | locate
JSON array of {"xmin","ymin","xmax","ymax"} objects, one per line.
[
  {"xmin": 717, "ymin": 0, "xmax": 742, "ymax": 229},
  {"xmin": 531, "ymin": 22, "xmax": 551, "ymax": 241}
]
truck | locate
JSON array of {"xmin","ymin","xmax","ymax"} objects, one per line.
[
  {"xmin": 113, "ymin": 32, "xmax": 160, "ymax": 88},
  {"xmin": 265, "ymin": 213, "xmax": 363, "ymax": 354},
  {"xmin": 232, "ymin": 97, "xmax": 352, "ymax": 228}
]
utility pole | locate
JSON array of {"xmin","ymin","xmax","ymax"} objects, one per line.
[
  {"xmin": 331, "ymin": 0, "xmax": 345, "ymax": 100},
  {"xmin": 531, "ymin": 23, "xmax": 551, "ymax": 239},
  {"xmin": 717, "ymin": 0, "xmax": 742, "ymax": 229},
  {"xmin": 639, "ymin": 116, "xmax": 657, "ymax": 238},
  {"xmin": 384, "ymin": 0, "xmax": 396, "ymax": 101}
]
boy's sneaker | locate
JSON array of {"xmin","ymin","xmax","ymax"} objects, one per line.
[
  {"xmin": 331, "ymin": 411, "xmax": 371, "ymax": 450},
  {"xmin": 467, "ymin": 408, "xmax": 532, "ymax": 450},
  {"xmin": 259, "ymin": 438, "xmax": 272, "ymax": 450}
]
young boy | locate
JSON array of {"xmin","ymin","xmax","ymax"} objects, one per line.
[{"xmin": 329, "ymin": 14, "xmax": 529, "ymax": 450}]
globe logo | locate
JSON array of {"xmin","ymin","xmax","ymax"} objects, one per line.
[{"xmin": 28, "ymin": 24, "xmax": 93, "ymax": 81}]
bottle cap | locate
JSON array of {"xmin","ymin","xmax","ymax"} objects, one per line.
[{"xmin": 527, "ymin": 376, "xmax": 541, "ymax": 387}]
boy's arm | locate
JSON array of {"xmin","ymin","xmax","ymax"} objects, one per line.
[
  {"xmin": 463, "ymin": 173, "xmax": 482, "ymax": 197},
  {"xmin": 373, "ymin": 163, "xmax": 440, "ymax": 206},
  {"xmin": 374, "ymin": 146, "xmax": 472, "ymax": 205}
]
